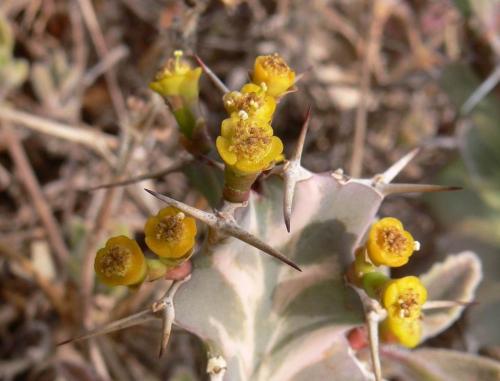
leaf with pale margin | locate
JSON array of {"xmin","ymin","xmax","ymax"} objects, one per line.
[
  {"xmin": 420, "ymin": 252, "xmax": 482, "ymax": 341},
  {"xmin": 380, "ymin": 348, "xmax": 500, "ymax": 381},
  {"xmin": 174, "ymin": 174, "xmax": 383, "ymax": 381}
]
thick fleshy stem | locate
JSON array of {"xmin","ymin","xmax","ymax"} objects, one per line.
[
  {"xmin": 222, "ymin": 167, "xmax": 259, "ymax": 203},
  {"xmin": 161, "ymin": 95, "xmax": 212, "ymax": 156},
  {"xmin": 179, "ymin": 118, "xmax": 213, "ymax": 155},
  {"xmin": 362, "ymin": 272, "xmax": 390, "ymax": 299},
  {"xmin": 146, "ymin": 259, "xmax": 169, "ymax": 281}
]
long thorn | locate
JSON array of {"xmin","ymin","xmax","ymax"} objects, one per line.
[
  {"xmin": 422, "ymin": 300, "xmax": 477, "ymax": 310},
  {"xmin": 292, "ymin": 106, "xmax": 311, "ymax": 161},
  {"xmin": 376, "ymin": 148, "xmax": 420, "ymax": 184},
  {"xmin": 283, "ymin": 108, "xmax": 312, "ymax": 232},
  {"xmin": 144, "ymin": 189, "xmax": 301, "ymax": 271},
  {"xmin": 283, "ymin": 170, "xmax": 294, "ymax": 233},
  {"xmin": 461, "ymin": 63, "xmax": 500, "ymax": 115},
  {"xmin": 223, "ymin": 221, "xmax": 302, "ymax": 271},
  {"xmin": 378, "ymin": 183, "xmax": 462, "ymax": 196},
  {"xmin": 58, "ymin": 310, "xmax": 154, "ymax": 346},
  {"xmin": 158, "ymin": 276, "xmax": 190, "ymax": 357},
  {"xmin": 144, "ymin": 189, "xmax": 218, "ymax": 225},
  {"xmin": 195, "ymin": 55, "xmax": 230, "ymax": 94}
]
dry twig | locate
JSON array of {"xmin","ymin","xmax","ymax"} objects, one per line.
[{"xmin": 3, "ymin": 125, "xmax": 70, "ymax": 267}]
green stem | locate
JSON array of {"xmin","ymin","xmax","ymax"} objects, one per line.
[
  {"xmin": 362, "ymin": 272, "xmax": 390, "ymax": 299},
  {"xmin": 146, "ymin": 258, "xmax": 168, "ymax": 281},
  {"xmin": 222, "ymin": 167, "xmax": 259, "ymax": 203},
  {"xmin": 164, "ymin": 96, "xmax": 212, "ymax": 155}
]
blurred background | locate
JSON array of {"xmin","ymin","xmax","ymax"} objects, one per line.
[{"xmin": 0, "ymin": 0, "xmax": 499, "ymax": 379}]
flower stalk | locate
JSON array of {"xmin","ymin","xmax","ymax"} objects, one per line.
[{"xmin": 150, "ymin": 50, "xmax": 211, "ymax": 155}]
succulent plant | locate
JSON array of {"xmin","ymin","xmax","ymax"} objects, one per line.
[{"xmin": 67, "ymin": 52, "xmax": 499, "ymax": 381}]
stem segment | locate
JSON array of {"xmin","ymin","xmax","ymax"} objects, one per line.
[{"xmin": 222, "ymin": 167, "xmax": 259, "ymax": 203}]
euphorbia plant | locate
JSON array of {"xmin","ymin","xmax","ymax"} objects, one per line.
[{"xmin": 63, "ymin": 52, "xmax": 497, "ymax": 381}]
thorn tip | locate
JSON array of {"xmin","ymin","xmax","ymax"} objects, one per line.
[{"xmin": 284, "ymin": 213, "xmax": 291, "ymax": 233}]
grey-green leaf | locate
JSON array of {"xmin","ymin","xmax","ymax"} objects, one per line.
[
  {"xmin": 420, "ymin": 252, "xmax": 482, "ymax": 341},
  {"xmin": 174, "ymin": 174, "xmax": 384, "ymax": 380},
  {"xmin": 381, "ymin": 348, "xmax": 500, "ymax": 381}
]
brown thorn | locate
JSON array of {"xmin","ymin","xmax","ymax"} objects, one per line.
[
  {"xmin": 377, "ymin": 147, "xmax": 420, "ymax": 184},
  {"xmin": 58, "ymin": 309, "xmax": 154, "ymax": 346},
  {"xmin": 144, "ymin": 188, "xmax": 218, "ymax": 225},
  {"xmin": 194, "ymin": 55, "xmax": 230, "ymax": 94},
  {"xmin": 158, "ymin": 276, "xmax": 190, "ymax": 357},
  {"xmin": 292, "ymin": 106, "xmax": 312, "ymax": 162},
  {"xmin": 283, "ymin": 108, "xmax": 312, "ymax": 232},
  {"xmin": 379, "ymin": 183, "xmax": 462, "ymax": 196},
  {"xmin": 223, "ymin": 221, "xmax": 302, "ymax": 271},
  {"xmin": 144, "ymin": 189, "xmax": 302, "ymax": 271},
  {"xmin": 422, "ymin": 300, "xmax": 478, "ymax": 310}
]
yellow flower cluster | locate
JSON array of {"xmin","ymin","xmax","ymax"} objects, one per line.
[
  {"xmin": 216, "ymin": 53, "xmax": 295, "ymax": 176},
  {"xmin": 348, "ymin": 217, "xmax": 427, "ymax": 348},
  {"xmin": 94, "ymin": 206, "xmax": 197, "ymax": 287}
]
